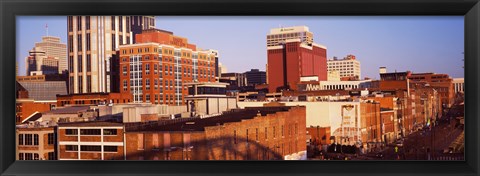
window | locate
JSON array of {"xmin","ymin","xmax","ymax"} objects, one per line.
[
  {"xmin": 77, "ymin": 16, "xmax": 82, "ymax": 30},
  {"xmin": 103, "ymin": 129, "xmax": 117, "ymax": 135},
  {"xmin": 77, "ymin": 55, "xmax": 83, "ymax": 72},
  {"xmin": 233, "ymin": 130, "xmax": 237, "ymax": 144},
  {"xmin": 68, "ymin": 16, "xmax": 73, "ymax": 32},
  {"xmin": 25, "ymin": 153, "xmax": 33, "ymax": 160},
  {"xmin": 80, "ymin": 145, "xmax": 102, "ymax": 152},
  {"xmin": 48, "ymin": 152, "xmax": 56, "ymax": 160},
  {"xmin": 146, "ymin": 64, "xmax": 150, "ymax": 74},
  {"xmin": 119, "ymin": 16, "xmax": 123, "ymax": 32},
  {"xmin": 86, "ymin": 33, "xmax": 91, "ymax": 51},
  {"xmin": 123, "ymin": 66, "xmax": 127, "ymax": 75},
  {"xmin": 281, "ymin": 125, "xmax": 284, "ymax": 137},
  {"xmin": 104, "ymin": 146, "xmax": 118, "ymax": 152},
  {"xmin": 77, "ymin": 34, "xmax": 82, "ymax": 51},
  {"xmin": 65, "ymin": 145, "xmax": 78, "ymax": 151},
  {"xmin": 80, "ymin": 129, "xmax": 101, "ymax": 135},
  {"xmin": 34, "ymin": 153, "xmax": 39, "ymax": 160},
  {"xmin": 112, "ymin": 34, "xmax": 116, "ymax": 50},
  {"xmin": 86, "ymin": 75, "xmax": 91, "ymax": 93},
  {"xmin": 48, "ymin": 133, "xmax": 55, "ymax": 145},
  {"xmin": 273, "ymin": 126, "xmax": 276, "ymax": 138},
  {"xmin": 18, "ymin": 134, "xmax": 24, "ymax": 145},
  {"xmin": 86, "ymin": 54, "xmax": 91, "ymax": 72},
  {"xmin": 256, "ymin": 128, "xmax": 258, "ymax": 141},
  {"xmin": 66, "ymin": 129, "xmax": 78, "ymax": 135},
  {"xmin": 265, "ymin": 127, "xmax": 268, "ymax": 140},
  {"xmin": 25, "ymin": 134, "xmax": 33, "ymax": 145},
  {"xmin": 19, "ymin": 153, "xmax": 24, "ymax": 160}
]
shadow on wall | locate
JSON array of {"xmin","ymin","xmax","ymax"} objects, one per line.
[{"xmin": 107, "ymin": 135, "xmax": 301, "ymax": 161}]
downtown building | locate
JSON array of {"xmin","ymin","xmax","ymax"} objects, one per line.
[
  {"xmin": 34, "ymin": 36, "xmax": 67, "ymax": 73},
  {"xmin": 25, "ymin": 47, "xmax": 59, "ymax": 76},
  {"xmin": 267, "ymin": 26, "xmax": 328, "ymax": 93},
  {"xmin": 118, "ymin": 29, "xmax": 217, "ymax": 105},
  {"xmin": 245, "ymin": 69, "xmax": 266, "ymax": 86},
  {"xmin": 124, "ymin": 106, "xmax": 306, "ymax": 160},
  {"xmin": 327, "ymin": 55, "xmax": 361, "ymax": 80},
  {"xmin": 67, "ymin": 16, "xmax": 155, "ymax": 94}
]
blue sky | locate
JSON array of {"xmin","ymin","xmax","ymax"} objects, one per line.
[{"xmin": 17, "ymin": 16, "xmax": 464, "ymax": 79}]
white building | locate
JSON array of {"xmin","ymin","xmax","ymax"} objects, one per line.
[
  {"xmin": 299, "ymin": 80, "xmax": 372, "ymax": 91},
  {"xmin": 67, "ymin": 16, "xmax": 155, "ymax": 94},
  {"xmin": 453, "ymin": 78, "xmax": 464, "ymax": 93},
  {"xmin": 34, "ymin": 36, "xmax": 67, "ymax": 73},
  {"xmin": 267, "ymin": 26, "xmax": 313, "ymax": 47},
  {"xmin": 327, "ymin": 55, "xmax": 361, "ymax": 79},
  {"xmin": 25, "ymin": 47, "xmax": 59, "ymax": 76}
]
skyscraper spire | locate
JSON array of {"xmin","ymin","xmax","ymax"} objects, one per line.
[{"xmin": 45, "ymin": 23, "xmax": 49, "ymax": 37}]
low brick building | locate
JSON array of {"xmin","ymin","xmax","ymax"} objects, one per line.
[
  {"xmin": 16, "ymin": 123, "xmax": 57, "ymax": 160},
  {"xmin": 57, "ymin": 121, "xmax": 124, "ymax": 160},
  {"xmin": 124, "ymin": 106, "xmax": 307, "ymax": 160},
  {"xmin": 57, "ymin": 92, "xmax": 133, "ymax": 107}
]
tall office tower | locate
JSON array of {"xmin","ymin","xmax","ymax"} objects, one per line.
[
  {"xmin": 327, "ymin": 55, "xmax": 361, "ymax": 80},
  {"xmin": 25, "ymin": 47, "xmax": 59, "ymax": 76},
  {"xmin": 266, "ymin": 26, "xmax": 327, "ymax": 92},
  {"xmin": 67, "ymin": 16, "xmax": 155, "ymax": 94},
  {"xmin": 119, "ymin": 29, "xmax": 217, "ymax": 105},
  {"xmin": 130, "ymin": 16, "xmax": 156, "ymax": 43},
  {"xmin": 34, "ymin": 36, "xmax": 67, "ymax": 73}
]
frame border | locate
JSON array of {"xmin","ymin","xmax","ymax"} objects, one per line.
[{"xmin": 1, "ymin": 0, "xmax": 478, "ymax": 176}]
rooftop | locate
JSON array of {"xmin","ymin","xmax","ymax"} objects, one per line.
[
  {"xmin": 18, "ymin": 81, "xmax": 67, "ymax": 101},
  {"xmin": 45, "ymin": 106, "xmax": 92, "ymax": 114},
  {"xmin": 58, "ymin": 121, "xmax": 124, "ymax": 127},
  {"xmin": 125, "ymin": 106, "xmax": 298, "ymax": 132}
]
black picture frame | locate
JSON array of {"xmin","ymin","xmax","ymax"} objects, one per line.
[{"xmin": 1, "ymin": 0, "xmax": 478, "ymax": 176}]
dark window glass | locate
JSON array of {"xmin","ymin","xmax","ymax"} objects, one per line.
[
  {"xmin": 18, "ymin": 134, "xmax": 24, "ymax": 145},
  {"xmin": 80, "ymin": 129, "xmax": 101, "ymax": 135},
  {"xmin": 66, "ymin": 145, "xmax": 78, "ymax": 151},
  {"xmin": 80, "ymin": 145, "xmax": 102, "ymax": 151},
  {"xmin": 104, "ymin": 146, "xmax": 118, "ymax": 152},
  {"xmin": 65, "ymin": 129, "xmax": 78, "ymax": 135},
  {"xmin": 103, "ymin": 129, "xmax": 117, "ymax": 135},
  {"xmin": 48, "ymin": 133, "xmax": 55, "ymax": 145}
]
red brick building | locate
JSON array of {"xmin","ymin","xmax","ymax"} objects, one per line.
[
  {"xmin": 119, "ymin": 29, "xmax": 217, "ymax": 105},
  {"xmin": 408, "ymin": 73, "xmax": 454, "ymax": 107},
  {"xmin": 57, "ymin": 122, "xmax": 124, "ymax": 160},
  {"xmin": 56, "ymin": 92, "xmax": 133, "ymax": 107},
  {"xmin": 267, "ymin": 39, "xmax": 327, "ymax": 93},
  {"xmin": 124, "ymin": 106, "xmax": 307, "ymax": 160},
  {"xmin": 307, "ymin": 126, "xmax": 331, "ymax": 146}
]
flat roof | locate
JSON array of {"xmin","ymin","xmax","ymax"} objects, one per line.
[
  {"xmin": 125, "ymin": 106, "xmax": 298, "ymax": 132},
  {"xmin": 58, "ymin": 121, "xmax": 124, "ymax": 127}
]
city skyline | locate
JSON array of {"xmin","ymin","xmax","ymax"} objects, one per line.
[{"xmin": 16, "ymin": 16, "xmax": 464, "ymax": 79}]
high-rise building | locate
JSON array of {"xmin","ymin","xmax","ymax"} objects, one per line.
[
  {"xmin": 25, "ymin": 47, "xmax": 59, "ymax": 76},
  {"xmin": 267, "ymin": 26, "xmax": 327, "ymax": 93},
  {"xmin": 130, "ymin": 16, "xmax": 156, "ymax": 43},
  {"xmin": 67, "ymin": 16, "xmax": 155, "ymax": 94},
  {"xmin": 327, "ymin": 55, "xmax": 361, "ymax": 80},
  {"xmin": 119, "ymin": 29, "xmax": 217, "ymax": 105},
  {"xmin": 244, "ymin": 69, "xmax": 266, "ymax": 86},
  {"xmin": 34, "ymin": 36, "xmax": 67, "ymax": 73}
]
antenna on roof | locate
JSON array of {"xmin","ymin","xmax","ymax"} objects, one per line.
[{"xmin": 45, "ymin": 23, "xmax": 49, "ymax": 37}]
